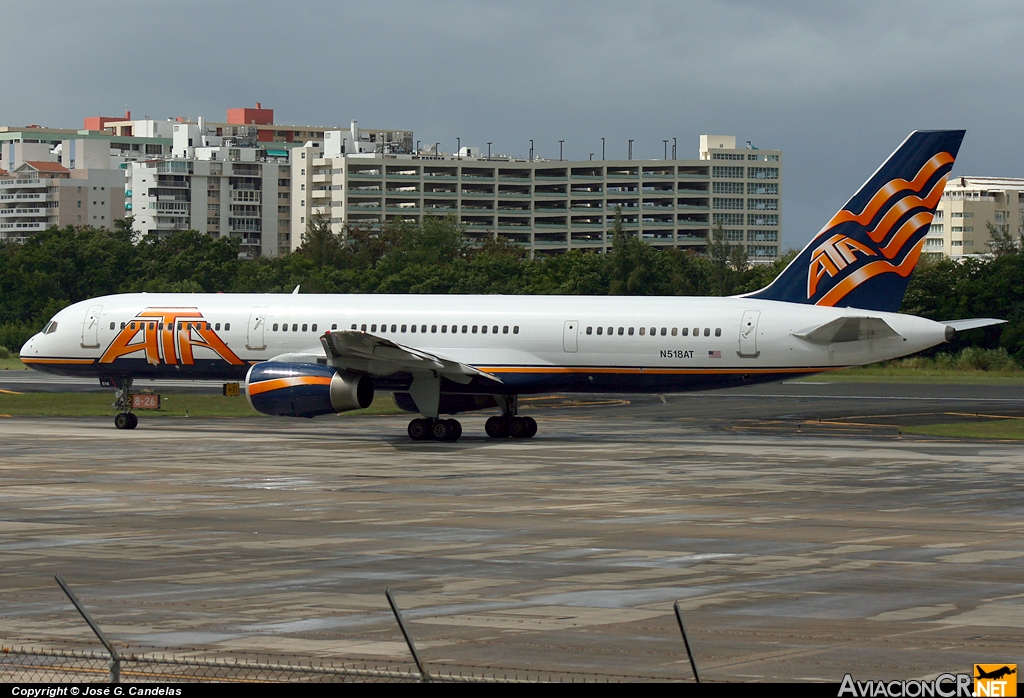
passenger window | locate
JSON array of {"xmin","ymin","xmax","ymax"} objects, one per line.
[
  {"xmin": 704, "ymin": 327, "xmax": 710, "ymax": 337},
  {"xmin": 120, "ymin": 322, "xmax": 126, "ymax": 329},
  {"xmin": 681, "ymin": 327, "xmax": 688, "ymax": 336},
  {"xmin": 586, "ymin": 327, "xmax": 593, "ymax": 335},
  {"xmin": 492, "ymin": 326, "xmax": 498, "ymax": 334},
  {"xmin": 671, "ymin": 327, "xmax": 677, "ymax": 336},
  {"xmin": 513, "ymin": 326, "xmax": 519, "ymax": 334},
  {"xmin": 360, "ymin": 324, "xmax": 366, "ymax": 331},
  {"xmin": 421, "ymin": 325, "xmax": 427, "ymax": 333},
  {"xmin": 331, "ymin": 324, "xmax": 337, "ymax": 330},
  {"xmin": 693, "ymin": 327, "xmax": 699, "ymax": 336},
  {"xmin": 130, "ymin": 322, "xmax": 136, "ymax": 330},
  {"xmin": 282, "ymin": 324, "xmax": 288, "ymax": 332},
  {"xmin": 462, "ymin": 325, "xmax": 468, "ymax": 333},
  {"xmin": 401, "ymin": 325, "xmax": 407, "ymax": 332},
  {"xmin": 351, "ymin": 324, "xmax": 357, "ymax": 330},
  {"xmin": 628, "ymin": 327, "xmax": 634, "ymax": 336},
  {"xmin": 451, "ymin": 325, "xmax": 458, "ymax": 334},
  {"xmin": 292, "ymin": 324, "xmax": 298, "ymax": 332},
  {"xmin": 312, "ymin": 324, "xmax": 317, "ymax": 332},
  {"xmin": 617, "ymin": 327, "xmax": 624, "ymax": 335},
  {"xmin": 597, "ymin": 327, "xmax": 603, "ymax": 335},
  {"xmin": 472, "ymin": 325, "xmax": 478, "ymax": 334},
  {"xmin": 273, "ymin": 324, "xmax": 278, "ymax": 331},
  {"xmin": 639, "ymin": 327, "xmax": 645, "ymax": 336},
  {"xmin": 503, "ymin": 326, "xmax": 509, "ymax": 334},
  {"xmin": 650, "ymin": 327, "xmax": 656, "ymax": 336},
  {"xmin": 441, "ymin": 325, "xmax": 447, "ymax": 333},
  {"xmin": 431, "ymin": 325, "xmax": 437, "ymax": 333},
  {"xmin": 391, "ymin": 324, "xmax": 397, "ymax": 332},
  {"xmin": 371, "ymin": 324, "xmax": 377, "ymax": 332},
  {"xmin": 302, "ymin": 324, "xmax": 308, "ymax": 332},
  {"xmin": 715, "ymin": 328, "xmax": 721, "ymax": 337},
  {"xmin": 214, "ymin": 323, "xmax": 219, "ymax": 331},
  {"xmin": 225, "ymin": 323, "xmax": 230, "ymax": 331},
  {"xmin": 661, "ymin": 327, "xmax": 667, "ymax": 336},
  {"xmin": 481, "ymin": 325, "xmax": 487, "ymax": 334},
  {"xmin": 411, "ymin": 325, "xmax": 417, "ymax": 333},
  {"xmin": 110, "ymin": 322, "xmax": 115, "ymax": 330}
]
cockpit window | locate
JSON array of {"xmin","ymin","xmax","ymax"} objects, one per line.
[{"xmin": 43, "ymin": 321, "xmax": 58, "ymax": 334}]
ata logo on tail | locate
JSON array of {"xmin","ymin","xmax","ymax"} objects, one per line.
[{"xmin": 99, "ymin": 308, "xmax": 244, "ymax": 366}]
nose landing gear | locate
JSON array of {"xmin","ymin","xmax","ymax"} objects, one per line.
[{"xmin": 111, "ymin": 377, "xmax": 138, "ymax": 430}]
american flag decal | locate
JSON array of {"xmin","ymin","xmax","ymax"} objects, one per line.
[{"xmin": 709, "ymin": 350, "xmax": 722, "ymax": 359}]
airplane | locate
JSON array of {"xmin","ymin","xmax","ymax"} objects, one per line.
[{"xmin": 18, "ymin": 130, "xmax": 1006, "ymax": 441}]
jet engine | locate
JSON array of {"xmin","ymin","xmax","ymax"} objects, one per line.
[{"xmin": 246, "ymin": 362, "xmax": 373, "ymax": 418}]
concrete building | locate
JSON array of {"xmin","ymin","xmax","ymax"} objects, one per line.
[
  {"xmin": 1, "ymin": 123, "xmax": 170, "ymax": 173},
  {"xmin": 0, "ymin": 161, "xmax": 125, "ymax": 241},
  {"xmin": 290, "ymin": 132, "xmax": 781, "ymax": 261},
  {"xmin": 925, "ymin": 176, "xmax": 1024, "ymax": 259}
]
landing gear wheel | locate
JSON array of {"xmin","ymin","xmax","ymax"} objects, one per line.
[
  {"xmin": 114, "ymin": 413, "xmax": 131, "ymax": 430},
  {"xmin": 446, "ymin": 419, "xmax": 462, "ymax": 441},
  {"xmin": 485, "ymin": 416, "xmax": 509, "ymax": 438},
  {"xmin": 509, "ymin": 417, "xmax": 529, "ymax": 438},
  {"xmin": 408, "ymin": 418, "xmax": 431, "ymax": 441},
  {"xmin": 431, "ymin": 419, "xmax": 450, "ymax": 441},
  {"xmin": 523, "ymin": 416, "xmax": 537, "ymax": 438},
  {"xmin": 127, "ymin": 413, "xmax": 138, "ymax": 430}
]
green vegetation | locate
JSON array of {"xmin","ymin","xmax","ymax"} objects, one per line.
[
  {"xmin": 0, "ymin": 391, "xmax": 405, "ymax": 418},
  {"xmin": 0, "ymin": 353, "xmax": 25, "ymax": 370},
  {"xmin": 801, "ymin": 347, "xmax": 1024, "ymax": 383},
  {"xmin": 904, "ymin": 418, "xmax": 1024, "ymax": 440}
]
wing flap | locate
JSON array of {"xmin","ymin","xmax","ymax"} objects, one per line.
[
  {"xmin": 794, "ymin": 316, "xmax": 899, "ymax": 345},
  {"xmin": 321, "ymin": 330, "xmax": 502, "ymax": 384}
]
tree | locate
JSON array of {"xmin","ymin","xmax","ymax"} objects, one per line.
[
  {"xmin": 707, "ymin": 222, "xmax": 747, "ymax": 296},
  {"xmin": 607, "ymin": 208, "xmax": 662, "ymax": 295},
  {"xmin": 296, "ymin": 212, "xmax": 344, "ymax": 267},
  {"xmin": 986, "ymin": 221, "xmax": 1021, "ymax": 258}
]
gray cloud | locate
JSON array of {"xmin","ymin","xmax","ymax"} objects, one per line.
[{"xmin": 3, "ymin": 0, "xmax": 1021, "ymax": 249}]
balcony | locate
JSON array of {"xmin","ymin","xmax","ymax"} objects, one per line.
[
  {"xmin": 0, "ymin": 221, "xmax": 48, "ymax": 231},
  {"xmin": 0, "ymin": 192, "xmax": 47, "ymax": 202},
  {"xmin": 0, "ymin": 207, "xmax": 45, "ymax": 217}
]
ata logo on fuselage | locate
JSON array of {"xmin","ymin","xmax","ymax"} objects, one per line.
[{"xmin": 99, "ymin": 307, "xmax": 244, "ymax": 366}]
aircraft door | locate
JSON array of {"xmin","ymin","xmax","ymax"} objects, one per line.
[
  {"xmin": 738, "ymin": 310, "xmax": 760, "ymax": 358},
  {"xmin": 81, "ymin": 304, "xmax": 103, "ymax": 348},
  {"xmin": 563, "ymin": 320, "xmax": 578, "ymax": 353},
  {"xmin": 246, "ymin": 307, "xmax": 268, "ymax": 350}
]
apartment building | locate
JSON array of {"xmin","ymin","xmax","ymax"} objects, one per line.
[
  {"xmin": 290, "ymin": 132, "xmax": 781, "ymax": 261},
  {"xmin": 0, "ymin": 161, "xmax": 125, "ymax": 241},
  {"xmin": 925, "ymin": 176, "xmax": 1024, "ymax": 259}
]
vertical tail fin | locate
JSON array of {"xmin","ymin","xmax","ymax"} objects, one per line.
[{"xmin": 747, "ymin": 130, "xmax": 965, "ymax": 312}]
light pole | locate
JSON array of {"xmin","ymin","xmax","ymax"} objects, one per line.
[
  {"xmin": 559, "ymin": 140, "xmax": 564, "ymax": 161},
  {"xmin": 416, "ymin": 140, "xmax": 420, "ymax": 153},
  {"xmin": 529, "ymin": 139, "xmax": 534, "ymax": 161},
  {"xmin": 589, "ymin": 153, "xmax": 594, "ymax": 161},
  {"xmin": 457, "ymin": 137, "xmax": 461, "ymax": 160},
  {"xmin": 663, "ymin": 140, "xmax": 668, "ymax": 160},
  {"xmin": 487, "ymin": 142, "xmax": 492, "ymax": 158},
  {"xmin": 628, "ymin": 139, "xmax": 633, "ymax": 160},
  {"xmin": 672, "ymin": 137, "xmax": 677, "ymax": 160},
  {"xmin": 601, "ymin": 137, "xmax": 605, "ymax": 161},
  {"xmin": 434, "ymin": 142, "xmax": 439, "ymax": 156}
]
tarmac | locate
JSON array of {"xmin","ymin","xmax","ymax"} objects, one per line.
[{"xmin": 0, "ymin": 381, "xmax": 1022, "ymax": 681}]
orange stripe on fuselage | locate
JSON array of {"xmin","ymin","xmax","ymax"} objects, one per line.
[
  {"xmin": 247, "ymin": 375, "xmax": 332, "ymax": 396},
  {"xmin": 820, "ymin": 153, "xmax": 953, "ymax": 233},
  {"xmin": 476, "ymin": 366, "xmax": 835, "ymax": 376},
  {"xmin": 20, "ymin": 358, "xmax": 95, "ymax": 365}
]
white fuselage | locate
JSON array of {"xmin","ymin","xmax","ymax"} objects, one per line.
[{"xmin": 21, "ymin": 293, "xmax": 949, "ymax": 396}]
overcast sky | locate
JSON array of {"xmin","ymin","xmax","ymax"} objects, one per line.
[{"xmin": 3, "ymin": 0, "xmax": 1021, "ymax": 250}]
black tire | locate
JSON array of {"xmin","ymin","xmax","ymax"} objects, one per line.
[
  {"xmin": 447, "ymin": 419, "xmax": 462, "ymax": 441},
  {"xmin": 127, "ymin": 413, "xmax": 139, "ymax": 430},
  {"xmin": 431, "ymin": 419, "xmax": 450, "ymax": 441},
  {"xmin": 485, "ymin": 416, "xmax": 509, "ymax": 438},
  {"xmin": 114, "ymin": 413, "xmax": 130, "ymax": 430},
  {"xmin": 523, "ymin": 416, "xmax": 537, "ymax": 438},
  {"xmin": 509, "ymin": 417, "xmax": 528, "ymax": 438},
  {"xmin": 408, "ymin": 418, "xmax": 430, "ymax": 441}
]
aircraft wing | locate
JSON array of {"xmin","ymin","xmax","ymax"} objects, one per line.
[
  {"xmin": 319, "ymin": 330, "xmax": 502, "ymax": 385},
  {"xmin": 793, "ymin": 316, "xmax": 899, "ymax": 344}
]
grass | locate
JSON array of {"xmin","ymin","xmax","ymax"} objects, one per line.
[
  {"xmin": 797, "ymin": 367, "xmax": 1024, "ymax": 384},
  {"xmin": 904, "ymin": 418, "xmax": 1024, "ymax": 440},
  {"xmin": 0, "ymin": 392, "xmax": 406, "ymax": 418},
  {"xmin": 0, "ymin": 355, "xmax": 29, "ymax": 370}
]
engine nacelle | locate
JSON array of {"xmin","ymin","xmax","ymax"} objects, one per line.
[{"xmin": 246, "ymin": 362, "xmax": 373, "ymax": 418}]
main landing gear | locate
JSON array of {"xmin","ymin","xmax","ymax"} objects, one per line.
[
  {"xmin": 485, "ymin": 395, "xmax": 537, "ymax": 439},
  {"xmin": 111, "ymin": 377, "xmax": 138, "ymax": 430},
  {"xmin": 408, "ymin": 417, "xmax": 462, "ymax": 442}
]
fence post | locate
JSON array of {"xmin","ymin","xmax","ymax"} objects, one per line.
[
  {"xmin": 673, "ymin": 600, "xmax": 701, "ymax": 683},
  {"xmin": 54, "ymin": 573, "xmax": 121, "ymax": 683},
  {"xmin": 385, "ymin": 587, "xmax": 431, "ymax": 683}
]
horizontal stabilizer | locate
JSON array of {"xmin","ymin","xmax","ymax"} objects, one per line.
[
  {"xmin": 320, "ymin": 330, "xmax": 502, "ymax": 385},
  {"xmin": 942, "ymin": 318, "xmax": 1007, "ymax": 332},
  {"xmin": 794, "ymin": 316, "xmax": 899, "ymax": 345}
]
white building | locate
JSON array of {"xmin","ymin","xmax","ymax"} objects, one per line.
[
  {"xmin": 291, "ymin": 131, "xmax": 782, "ymax": 261},
  {"xmin": 925, "ymin": 176, "xmax": 1024, "ymax": 259}
]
